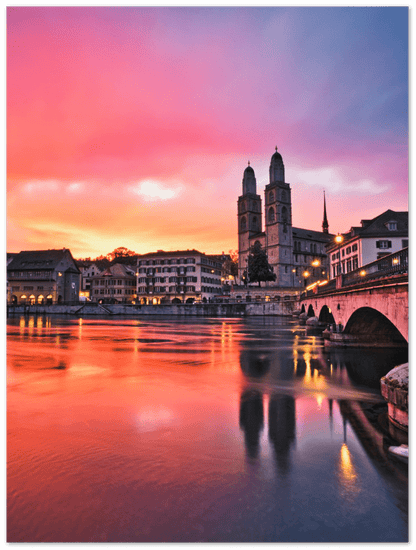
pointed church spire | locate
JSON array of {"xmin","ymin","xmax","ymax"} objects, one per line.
[{"xmin": 322, "ymin": 191, "xmax": 329, "ymax": 234}]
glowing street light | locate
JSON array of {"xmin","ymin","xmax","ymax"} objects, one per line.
[{"xmin": 335, "ymin": 234, "xmax": 344, "ymax": 276}]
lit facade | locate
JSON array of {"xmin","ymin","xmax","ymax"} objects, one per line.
[
  {"xmin": 136, "ymin": 249, "xmax": 223, "ymax": 304},
  {"xmin": 327, "ymin": 210, "xmax": 408, "ymax": 279},
  {"xmin": 7, "ymin": 248, "xmax": 80, "ymax": 304}
]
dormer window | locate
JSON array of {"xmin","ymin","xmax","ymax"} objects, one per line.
[{"xmin": 386, "ymin": 221, "xmax": 398, "ymax": 231}]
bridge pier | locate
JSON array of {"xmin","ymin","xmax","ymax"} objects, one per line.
[
  {"xmin": 323, "ymin": 331, "xmax": 408, "ymax": 348},
  {"xmin": 380, "ymin": 363, "xmax": 408, "ymax": 444}
]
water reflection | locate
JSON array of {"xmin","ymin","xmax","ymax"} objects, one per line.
[
  {"xmin": 7, "ymin": 316, "xmax": 408, "ymax": 543},
  {"xmin": 268, "ymin": 394, "xmax": 296, "ymax": 475},
  {"xmin": 337, "ymin": 443, "xmax": 361, "ymax": 500},
  {"xmin": 239, "ymin": 389, "xmax": 264, "ymax": 459}
]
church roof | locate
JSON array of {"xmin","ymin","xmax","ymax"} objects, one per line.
[{"xmin": 292, "ymin": 227, "xmax": 334, "ymax": 242}]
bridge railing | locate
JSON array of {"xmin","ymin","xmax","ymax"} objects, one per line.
[
  {"xmin": 342, "ymin": 247, "xmax": 408, "ymax": 287},
  {"xmin": 300, "ymin": 247, "xmax": 408, "ymax": 299}
]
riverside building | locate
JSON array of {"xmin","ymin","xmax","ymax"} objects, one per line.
[
  {"xmin": 7, "ymin": 248, "xmax": 80, "ymax": 304},
  {"xmin": 136, "ymin": 249, "xmax": 223, "ymax": 304}
]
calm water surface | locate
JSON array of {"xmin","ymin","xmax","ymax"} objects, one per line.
[{"xmin": 7, "ymin": 315, "xmax": 408, "ymax": 542}]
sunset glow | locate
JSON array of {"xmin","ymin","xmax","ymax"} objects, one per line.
[{"xmin": 7, "ymin": 7, "xmax": 408, "ymax": 258}]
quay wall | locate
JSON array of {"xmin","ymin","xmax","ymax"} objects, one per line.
[{"xmin": 7, "ymin": 301, "xmax": 296, "ymax": 317}]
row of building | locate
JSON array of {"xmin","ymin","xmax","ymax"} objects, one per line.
[
  {"xmin": 7, "ymin": 203, "xmax": 407, "ymax": 307},
  {"xmin": 7, "ymin": 248, "xmax": 228, "ymax": 305},
  {"xmin": 7, "ymin": 148, "xmax": 407, "ymax": 306}
]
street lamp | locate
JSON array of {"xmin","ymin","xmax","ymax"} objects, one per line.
[
  {"xmin": 335, "ymin": 234, "xmax": 344, "ymax": 277},
  {"xmin": 303, "ymin": 270, "xmax": 310, "ymax": 287}
]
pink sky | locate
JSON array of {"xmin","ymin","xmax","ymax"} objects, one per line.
[{"xmin": 7, "ymin": 7, "xmax": 408, "ymax": 258}]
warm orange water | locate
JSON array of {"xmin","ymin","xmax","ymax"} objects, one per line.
[{"xmin": 7, "ymin": 316, "xmax": 408, "ymax": 542}]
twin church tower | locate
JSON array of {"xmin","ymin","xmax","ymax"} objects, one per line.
[{"xmin": 237, "ymin": 148, "xmax": 331, "ymax": 288}]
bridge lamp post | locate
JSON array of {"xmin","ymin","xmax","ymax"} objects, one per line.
[
  {"xmin": 303, "ymin": 270, "xmax": 310, "ymax": 287},
  {"xmin": 335, "ymin": 234, "xmax": 344, "ymax": 277}
]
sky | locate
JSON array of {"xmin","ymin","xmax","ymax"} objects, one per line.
[{"xmin": 7, "ymin": 6, "xmax": 408, "ymax": 258}]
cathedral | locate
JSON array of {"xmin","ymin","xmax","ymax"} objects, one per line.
[{"xmin": 237, "ymin": 148, "xmax": 333, "ymax": 288}]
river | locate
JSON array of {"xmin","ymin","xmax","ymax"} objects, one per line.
[{"xmin": 7, "ymin": 315, "xmax": 408, "ymax": 542}]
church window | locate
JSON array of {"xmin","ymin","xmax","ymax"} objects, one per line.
[
  {"xmin": 269, "ymin": 192, "xmax": 274, "ymax": 203},
  {"xmin": 268, "ymin": 207, "xmax": 275, "ymax": 223},
  {"xmin": 240, "ymin": 216, "xmax": 247, "ymax": 231},
  {"xmin": 281, "ymin": 206, "xmax": 288, "ymax": 224},
  {"xmin": 281, "ymin": 191, "xmax": 286, "ymax": 201},
  {"xmin": 252, "ymin": 216, "xmax": 258, "ymax": 228}
]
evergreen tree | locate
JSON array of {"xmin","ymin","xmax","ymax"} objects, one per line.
[{"xmin": 247, "ymin": 241, "xmax": 276, "ymax": 287}]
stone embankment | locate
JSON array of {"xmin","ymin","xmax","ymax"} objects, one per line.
[{"xmin": 7, "ymin": 301, "xmax": 295, "ymax": 317}]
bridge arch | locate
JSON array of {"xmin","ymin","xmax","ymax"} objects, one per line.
[
  {"xmin": 318, "ymin": 305, "xmax": 335, "ymax": 326},
  {"xmin": 344, "ymin": 307, "xmax": 407, "ymax": 346},
  {"xmin": 307, "ymin": 304, "xmax": 315, "ymax": 317}
]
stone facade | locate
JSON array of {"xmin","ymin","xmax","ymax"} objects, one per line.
[{"xmin": 237, "ymin": 149, "xmax": 333, "ymax": 289}]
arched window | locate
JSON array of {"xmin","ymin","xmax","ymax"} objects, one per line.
[
  {"xmin": 281, "ymin": 206, "xmax": 288, "ymax": 223},
  {"xmin": 269, "ymin": 191, "xmax": 274, "ymax": 203},
  {"xmin": 281, "ymin": 190, "xmax": 286, "ymax": 201},
  {"xmin": 20, "ymin": 294, "xmax": 27, "ymax": 303},
  {"xmin": 268, "ymin": 207, "xmax": 275, "ymax": 223},
  {"xmin": 252, "ymin": 216, "xmax": 258, "ymax": 228},
  {"xmin": 240, "ymin": 216, "xmax": 247, "ymax": 231},
  {"xmin": 37, "ymin": 295, "xmax": 44, "ymax": 304}
]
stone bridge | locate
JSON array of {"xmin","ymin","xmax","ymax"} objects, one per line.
[{"xmin": 300, "ymin": 273, "xmax": 408, "ymax": 347}]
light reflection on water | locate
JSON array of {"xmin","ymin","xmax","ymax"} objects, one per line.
[{"xmin": 7, "ymin": 315, "xmax": 408, "ymax": 542}]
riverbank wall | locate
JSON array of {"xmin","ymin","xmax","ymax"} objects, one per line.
[{"xmin": 7, "ymin": 301, "xmax": 296, "ymax": 317}]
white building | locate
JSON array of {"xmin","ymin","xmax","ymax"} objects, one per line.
[
  {"xmin": 327, "ymin": 209, "xmax": 408, "ymax": 279},
  {"xmin": 136, "ymin": 249, "xmax": 223, "ymax": 304}
]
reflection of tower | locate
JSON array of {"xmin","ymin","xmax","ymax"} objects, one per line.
[
  {"xmin": 268, "ymin": 394, "xmax": 296, "ymax": 474},
  {"xmin": 239, "ymin": 349, "xmax": 271, "ymax": 378},
  {"xmin": 328, "ymin": 398, "xmax": 333, "ymax": 437},
  {"xmin": 239, "ymin": 389, "xmax": 264, "ymax": 459}
]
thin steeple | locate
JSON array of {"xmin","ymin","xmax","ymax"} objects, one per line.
[{"xmin": 322, "ymin": 191, "xmax": 329, "ymax": 234}]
